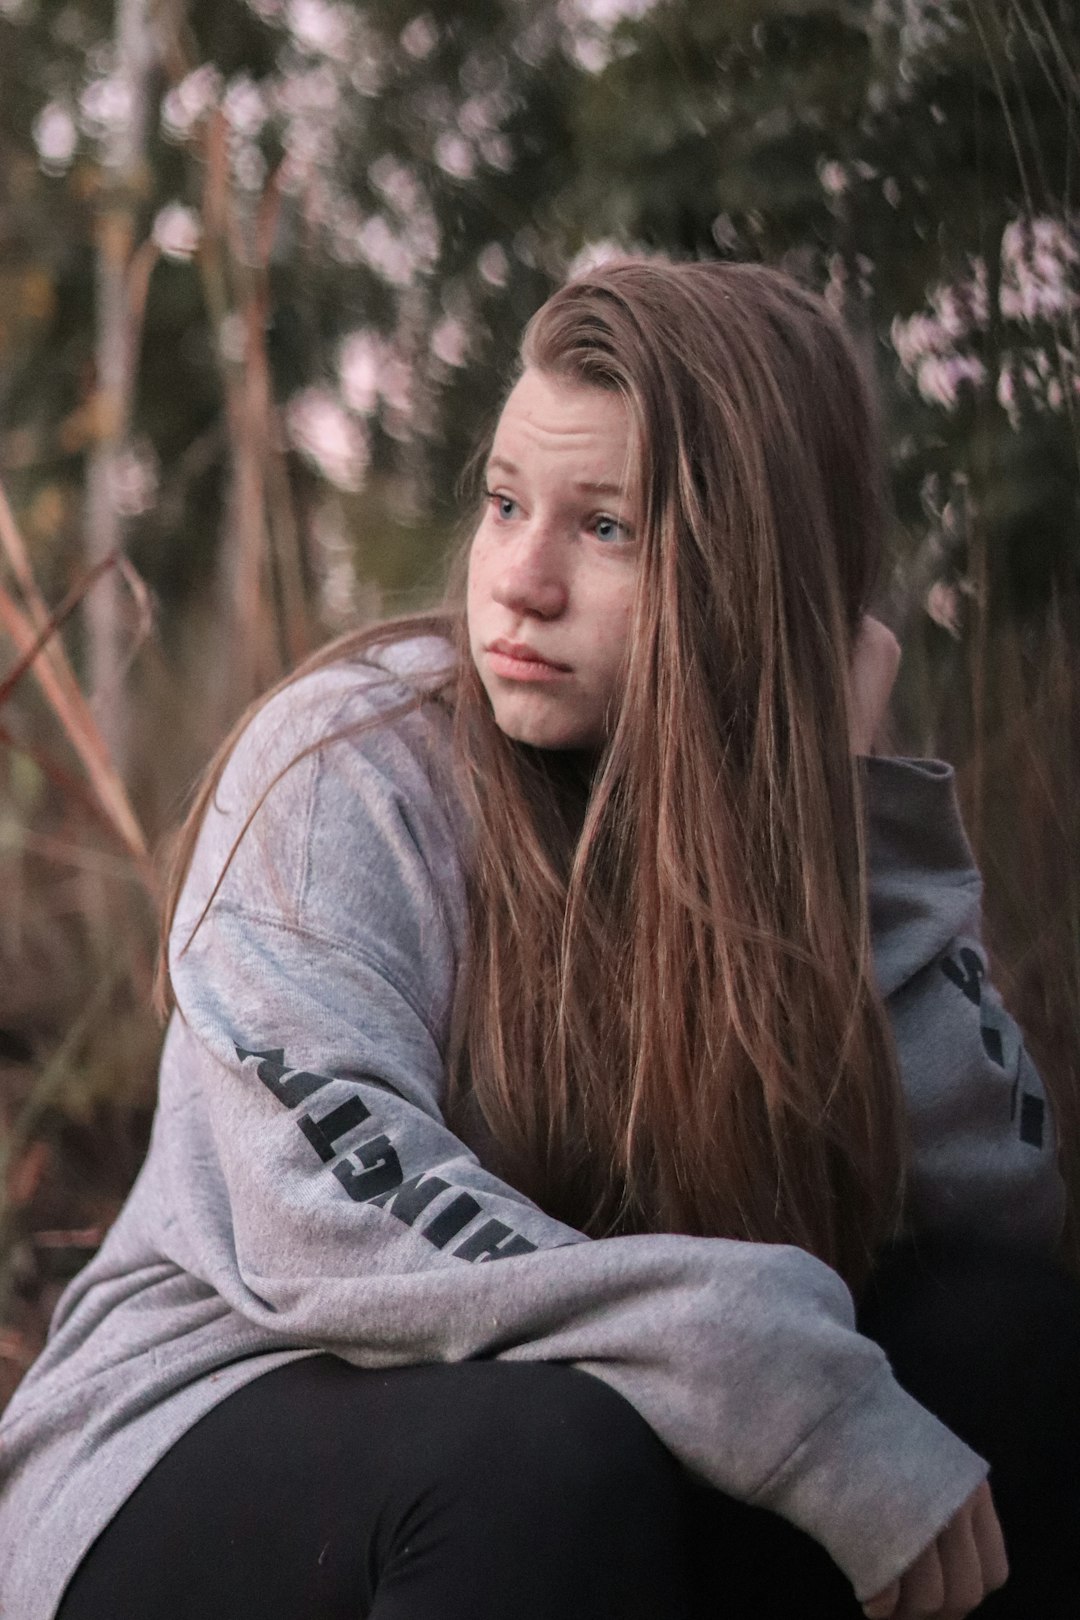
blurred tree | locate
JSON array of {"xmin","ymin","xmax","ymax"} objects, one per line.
[
  {"xmin": 0, "ymin": 0, "xmax": 587, "ymax": 762},
  {"xmin": 566, "ymin": 1, "xmax": 1080, "ymax": 657},
  {"xmin": 3, "ymin": 1, "xmax": 1078, "ymax": 706}
]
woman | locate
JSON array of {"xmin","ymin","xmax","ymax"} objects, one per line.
[{"xmin": 0, "ymin": 258, "xmax": 1075, "ymax": 1620}]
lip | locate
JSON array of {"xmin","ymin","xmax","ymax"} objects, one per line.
[{"xmin": 487, "ymin": 639, "xmax": 571, "ymax": 674}]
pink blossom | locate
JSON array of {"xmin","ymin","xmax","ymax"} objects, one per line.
[
  {"xmin": 926, "ymin": 580, "xmax": 962, "ymax": 638},
  {"xmin": 287, "ymin": 0, "xmax": 351, "ymax": 57},
  {"xmin": 1000, "ymin": 216, "xmax": 1078, "ymax": 323},
  {"xmin": 434, "ymin": 131, "xmax": 475, "ymax": 181},
  {"xmin": 400, "ymin": 15, "xmax": 438, "ymax": 60},
  {"xmin": 477, "ymin": 243, "xmax": 509, "ymax": 287},
  {"xmin": 818, "ymin": 160, "xmax": 847, "ymax": 197},
  {"xmin": 460, "ymin": 93, "xmax": 508, "ymax": 138},
  {"xmin": 111, "ymin": 441, "xmax": 159, "ymax": 517},
  {"xmin": 79, "ymin": 75, "xmax": 134, "ymax": 141},
  {"xmin": 377, "ymin": 353, "xmax": 412, "ymax": 417},
  {"xmin": 890, "ymin": 311, "xmax": 950, "ymax": 370},
  {"xmin": 431, "ymin": 316, "xmax": 468, "ymax": 368},
  {"xmin": 161, "ymin": 65, "xmax": 222, "ymax": 142},
  {"xmin": 572, "ymin": 0, "xmax": 659, "ymax": 21},
  {"xmin": 914, "ymin": 353, "xmax": 985, "ymax": 410},
  {"xmin": 231, "ymin": 142, "xmax": 267, "ymax": 192},
  {"xmin": 368, "ymin": 155, "xmax": 422, "ymax": 214},
  {"xmin": 33, "ymin": 103, "xmax": 77, "ymax": 173},
  {"xmin": 338, "ymin": 331, "xmax": 382, "ymax": 415},
  {"xmin": 337, "ymin": 332, "xmax": 412, "ymax": 416},
  {"xmin": 566, "ymin": 239, "xmax": 630, "ymax": 276},
  {"xmin": 996, "ymin": 360, "xmax": 1021, "ymax": 429},
  {"xmin": 223, "ymin": 76, "xmax": 268, "ymax": 138},
  {"xmin": 480, "ymin": 133, "xmax": 513, "ymax": 172},
  {"xmin": 356, "ymin": 216, "xmax": 415, "ymax": 287},
  {"xmin": 286, "ymin": 387, "xmax": 369, "ymax": 492},
  {"xmin": 152, "ymin": 202, "xmax": 202, "ymax": 261}
]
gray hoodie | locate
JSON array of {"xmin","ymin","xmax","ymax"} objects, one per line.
[{"xmin": 0, "ymin": 635, "xmax": 1065, "ymax": 1616}]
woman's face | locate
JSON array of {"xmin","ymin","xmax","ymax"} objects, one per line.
[{"xmin": 467, "ymin": 366, "xmax": 641, "ymax": 753}]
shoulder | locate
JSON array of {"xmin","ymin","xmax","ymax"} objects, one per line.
[
  {"xmin": 175, "ymin": 633, "xmax": 465, "ymax": 936},
  {"xmin": 211, "ymin": 633, "xmax": 459, "ymax": 836},
  {"xmin": 221, "ymin": 632, "xmax": 458, "ymax": 789}
]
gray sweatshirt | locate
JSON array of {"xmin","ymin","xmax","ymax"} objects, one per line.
[{"xmin": 0, "ymin": 635, "xmax": 1065, "ymax": 1616}]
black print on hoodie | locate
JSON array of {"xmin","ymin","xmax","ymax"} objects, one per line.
[
  {"xmin": 235, "ymin": 1043, "xmax": 539, "ymax": 1262},
  {"xmin": 940, "ymin": 941, "xmax": 1044, "ymax": 1149}
]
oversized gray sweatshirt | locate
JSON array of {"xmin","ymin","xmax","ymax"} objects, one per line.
[{"xmin": 0, "ymin": 635, "xmax": 1065, "ymax": 1616}]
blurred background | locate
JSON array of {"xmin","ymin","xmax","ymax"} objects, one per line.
[{"xmin": 0, "ymin": 0, "xmax": 1078, "ymax": 1402}]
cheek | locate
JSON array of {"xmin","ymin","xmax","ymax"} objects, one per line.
[
  {"xmin": 594, "ymin": 584, "xmax": 636, "ymax": 662},
  {"xmin": 465, "ymin": 540, "xmax": 487, "ymax": 624}
]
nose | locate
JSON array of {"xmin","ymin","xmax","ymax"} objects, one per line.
[{"xmin": 490, "ymin": 521, "xmax": 568, "ymax": 620}]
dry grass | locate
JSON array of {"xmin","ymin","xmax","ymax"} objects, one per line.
[{"xmin": 0, "ymin": 491, "xmax": 160, "ymax": 1403}]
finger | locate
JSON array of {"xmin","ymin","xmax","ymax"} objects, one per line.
[
  {"xmin": 896, "ymin": 1544, "xmax": 944, "ymax": 1618},
  {"xmin": 970, "ymin": 1483, "xmax": 1010, "ymax": 1594},
  {"xmin": 863, "ymin": 1579, "xmax": 900, "ymax": 1618},
  {"xmin": 935, "ymin": 1506, "xmax": 983, "ymax": 1618}
]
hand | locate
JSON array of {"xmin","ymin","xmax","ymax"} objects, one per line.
[
  {"xmin": 849, "ymin": 614, "xmax": 901, "ymax": 756},
  {"xmin": 861, "ymin": 1481, "xmax": 1008, "ymax": 1619}
]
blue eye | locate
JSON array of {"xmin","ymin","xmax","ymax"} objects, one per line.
[
  {"xmin": 485, "ymin": 490, "xmax": 517, "ymax": 521},
  {"xmin": 593, "ymin": 515, "xmax": 627, "ymax": 543}
]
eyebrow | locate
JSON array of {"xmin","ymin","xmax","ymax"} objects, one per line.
[{"xmin": 485, "ymin": 455, "xmax": 628, "ymax": 499}]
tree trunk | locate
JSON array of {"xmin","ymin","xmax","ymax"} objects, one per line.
[{"xmin": 83, "ymin": 0, "xmax": 157, "ymax": 777}]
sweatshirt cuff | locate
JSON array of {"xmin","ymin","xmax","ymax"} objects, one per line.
[{"xmin": 752, "ymin": 1364, "xmax": 989, "ymax": 1602}]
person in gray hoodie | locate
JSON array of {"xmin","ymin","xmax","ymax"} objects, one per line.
[{"xmin": 0, "ymin": 258, "xmax": 1075, "ymax": 1620}]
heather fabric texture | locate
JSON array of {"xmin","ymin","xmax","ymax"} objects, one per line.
[{"xmin": 0, "ymin": 636, "xmax": 1065, "ymax": 1617}]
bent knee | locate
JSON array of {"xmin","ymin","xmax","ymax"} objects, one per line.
[{"xmin": 420, "ymin": 1362, "xmax": 681, "ymax": 1521}]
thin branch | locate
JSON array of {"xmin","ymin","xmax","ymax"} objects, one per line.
[
  {"xmin": 0, "ymin": 554, "xmax": 124, "ymax": 709},
  {"xmin": 965, "ymin": 0, "xmax": 1037, "ymax": 217},
  {"xmin": 1027, "ymin": 0, "xmax": 1080, "ymax": 98},
  {"xmin": 0, "ymin": 573, "xmax": 153, "ymax": 882},
  {"xmin": 1007, "ymin": 0, "xmax": 1071, "ymax": 118}
]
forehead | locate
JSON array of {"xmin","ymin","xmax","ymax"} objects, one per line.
[{"xmin": 491, "ymin": 368, "xmax": 633, "ymax": 478}]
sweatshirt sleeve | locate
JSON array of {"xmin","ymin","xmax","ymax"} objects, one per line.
[
  {"xmin": 163, "ymin": 666, "xmax": 987, "ymax": 1605},
  {"xmin": 864, "ymin": 756, "xmax": 1066, "ymax": 1250}
]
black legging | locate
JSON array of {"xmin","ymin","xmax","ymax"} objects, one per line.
[{"xmin": 57, "ymin": 1237, "xmax": 1080, "ymax": 1620}]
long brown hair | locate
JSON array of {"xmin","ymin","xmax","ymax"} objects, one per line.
[{"xmin": 159, "ymin": 257, "xmax": 906, "ymax": 1293}]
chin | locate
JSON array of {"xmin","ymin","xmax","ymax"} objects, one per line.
[
  {"xmin": 490, "ymin": 703, "xmax": 597, "ymax": 753},
  {"xmin": 498, "ymin": 720, "xmax": 582, "ymax": 751}
]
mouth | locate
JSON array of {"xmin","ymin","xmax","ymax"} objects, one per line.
[
  {"xmin": 488, "ymin": 638, "xmax": 573, "ymax": 677},
  {"xmin": 487, "ymin": 639, "xmax": 571, "ymax": 673}
]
